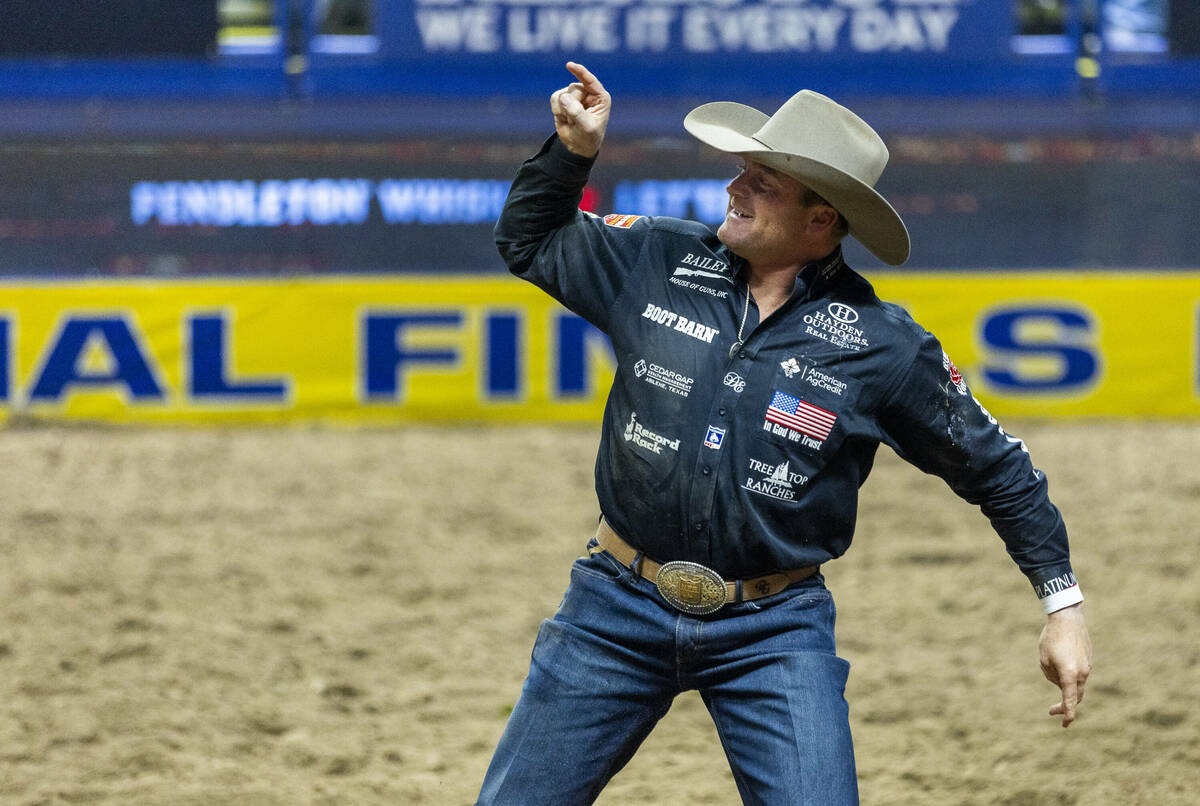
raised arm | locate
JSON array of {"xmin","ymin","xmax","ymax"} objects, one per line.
[{"xmin": 494, "ymin": 62, "xmax": 646, "ymax": 332}]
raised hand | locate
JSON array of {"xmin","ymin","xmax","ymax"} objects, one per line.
[{"xmin": 550, "ymin": 61, "xmax": 612, "ymax": 158}]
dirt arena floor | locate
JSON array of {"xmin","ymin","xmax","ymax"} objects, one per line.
[{"xmin": 0, "ymin": 420, "xmax": 1197, "ymax": 805}]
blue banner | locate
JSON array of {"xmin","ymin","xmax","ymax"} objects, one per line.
[{"xmin": 401, "ymin": 0, "xmax": 1006, "ymax": 59}]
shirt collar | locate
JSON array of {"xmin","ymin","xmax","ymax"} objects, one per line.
[
  {"xmin": 727, "ymin": 244, "xmax": 846, "ymax": 301},
  {"xmin": 795, "ymin": 245, "xmax": 846, "ymax": 301}
]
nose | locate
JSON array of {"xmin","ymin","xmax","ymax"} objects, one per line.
[{"xmin": 726, "ymin": 171, "xmax": 748, "ymax": 198}]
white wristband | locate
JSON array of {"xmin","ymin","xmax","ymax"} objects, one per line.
[
  {"xmin": 1034, "ymin": 571, "xmax": 1082, "ymax": 614},
  {"xmin": 1041, "ymin": 583, "xmax": 1084, "ymax": 614}
]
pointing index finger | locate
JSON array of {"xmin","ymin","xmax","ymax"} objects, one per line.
[{"xmin": 566, "ymin": 61, "xmax": 606, "ymax": 96}]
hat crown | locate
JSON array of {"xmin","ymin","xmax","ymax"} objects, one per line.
[{"xmin": 754, "ymin": 90, "xmax": 889, "ymax": 188}]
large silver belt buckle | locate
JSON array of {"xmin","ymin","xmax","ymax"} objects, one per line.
[{"xmin": 656, "ymin": 561, "xmax": 727, "ymax": 615}]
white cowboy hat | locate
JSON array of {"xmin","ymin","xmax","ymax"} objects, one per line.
[{"xmin": 684, "ymin": 90, "xmax": 910, "ymax": 266}]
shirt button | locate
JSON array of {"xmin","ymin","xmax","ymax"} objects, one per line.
[
  {"xmin": 694, "ymin": 523, "xmax": 704, "ymax": 532},
  {"xmin": 718, "ymin": 407, "xmax": 727, "ymax": 416},
  {"xmin": 702, "ymin": 466, "xmax": 711, "ymax": 476},
  {"xmin": 738, "ymin": 350, "xmax": 747, "ymax": 359}
]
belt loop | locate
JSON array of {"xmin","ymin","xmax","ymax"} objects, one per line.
[
  {"xmin": 734, "ymin": 579, "xmax": 744, "ymax": 604},
  {"xmin": 630, "ymin": 551, "xmax": 645, "ymax": 577}
]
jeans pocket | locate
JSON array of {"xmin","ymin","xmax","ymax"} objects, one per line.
[
  {"xmin": 784, "ymin": 585, "xmax": 831, "ymax": 609},
  {"xmin": 570, "ymin": 546, "xmax": 626, "ymax": 584}
]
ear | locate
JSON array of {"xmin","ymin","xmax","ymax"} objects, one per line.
[{"xmin": 807, "ymin": 204, "xmax": 840, "ymax": 235}]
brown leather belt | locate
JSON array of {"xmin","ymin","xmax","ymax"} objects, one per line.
[{"xmin": 591, "ymin": 518, "xmax": 818, "ymax": 615}]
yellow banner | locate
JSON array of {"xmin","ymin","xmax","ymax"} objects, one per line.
[
  {"xmin": 0, "ymin": 272, "xmax": 1196, "ymax": 424},
  {"xmin": 870, "ymin": 272, "xmax": 1200, "ymax": 417}
]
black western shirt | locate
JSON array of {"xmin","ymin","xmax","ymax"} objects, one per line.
[{"xmin": 496, "ymin": 137, "xmax": 1081, "ymax": 613}]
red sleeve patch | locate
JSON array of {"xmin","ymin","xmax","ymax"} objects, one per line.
[
  {"xmin": 603, "ymin": 214, "xmax": 641, "ymax": 228},
  {"xmin": 941, "ymin": 350, "xmax": 969, "ymax": 396}
]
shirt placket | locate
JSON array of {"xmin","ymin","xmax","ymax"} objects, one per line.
[
  {"xmin": 685, "ymin": 281, "xmax": 760, "ymax": 565},
  {"xmin": 682, "ymin": 261, "xmax": 829, "ymax": 570}
]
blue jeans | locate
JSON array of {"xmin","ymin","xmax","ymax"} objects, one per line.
[{"xmin": 476, "ymin": 540, "xmax": 857, "ymax": 805}]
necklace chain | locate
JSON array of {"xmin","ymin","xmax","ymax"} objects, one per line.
[
  {"xmin": 736, "ymin": 287, "xmax": 751, "ymax": 343},
  {"xmin": 729, "ymin": 288, "xmax": 751, "ymax": 359}
]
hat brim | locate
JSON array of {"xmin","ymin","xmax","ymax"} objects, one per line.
[{"xmin": 685, "ymin": 101, "xmax": 910, "ymax": 266}]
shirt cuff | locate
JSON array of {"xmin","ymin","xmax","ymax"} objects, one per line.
[
  {"xmin": 1041, "ymin": 583, "xmax": 1083, "ymax": 614},
  {"xmin": 1032, "ymin": 570, "xmax": 1083, "ymax": 614},
  {"xmin": 536, "ymin": 135, "xmax": 597, "ymax": 185}
]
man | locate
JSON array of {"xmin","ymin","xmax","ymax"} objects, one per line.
[{"xmin": 478, "ymin": 62, "xmax": 1092, "ymax": 805}]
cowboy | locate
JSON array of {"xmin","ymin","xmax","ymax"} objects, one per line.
[{"xmin": 477, "ymin": 62, "xmax": 1092, "ymax": 805}]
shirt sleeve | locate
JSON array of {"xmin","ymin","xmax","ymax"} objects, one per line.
[
  {"xmin": 877, "ymin": 330, "xmax": 1083, "ymax": 614},
  {"xmin": 494, "ymin": 135, "xmax": 651, "ymax": 334}
]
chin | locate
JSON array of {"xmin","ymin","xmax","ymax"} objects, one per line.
[
  {"xmin": 717, "ymin": 237, "xmax": 749, "ymax": 261},
  {"xmin": 717, "ymin": 222, "xmax": 745, "ymax": 253}
]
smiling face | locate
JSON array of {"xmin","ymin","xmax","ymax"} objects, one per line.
[{"xmin": 717, "ymin": 159, "xmax": 841, "ymax": 272}]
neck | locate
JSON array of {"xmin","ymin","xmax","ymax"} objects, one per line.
[
  {"xmin": 744, "ymin": 244, "xmax": 841, "ymax": 320},
  {"xmin": 747, "ymin": 266, "xmax": 796, "ymax": 321}
]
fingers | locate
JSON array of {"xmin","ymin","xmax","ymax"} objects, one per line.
[
  {"xmin": 552, "ymin": 62, "xmax": 609, "ymax": 120},
  {"xmin": 551, "ymin": 81, "xmax": 587, "ymax": 115},
  {"xmin": 1055, "ymin": 677, "xmax": 1080, "ymax": 727},
  {"xmin": 1048, "ymin": 666, "xmax": 1089, "ymax": 727},
  {"xmin": 549, "ymin": 61, "xmax": 610, "ymax": 157},
  {"xmin": 551, "ymin": 90, "xmax": 592, "ymax": 143},
  {"xmin": 1047, "ymin": 690, "xmax": 1085, "ymax": 727},
  {"xmin": 549, "ymin": 87, "xmax": 566, "ymax": 121},
  {"xmin": 559, "ymin": 86, "xmax": 586, "ymax": 118},
  {"xmin": 1037, "ymin": 605, "xmax": 1092, "ymax": 728},
  {"xmin": 565, "ymin": 61, "xmax": 606, "ymax": 96}
]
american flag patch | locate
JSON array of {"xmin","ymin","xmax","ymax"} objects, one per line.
[
  {"xmin": 603, "ymin": 214, "xmax": 641, "ymax": 228},
  {"xmin": 765, "ymin": 390, "xmax": 837, "ymax": 442}
]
